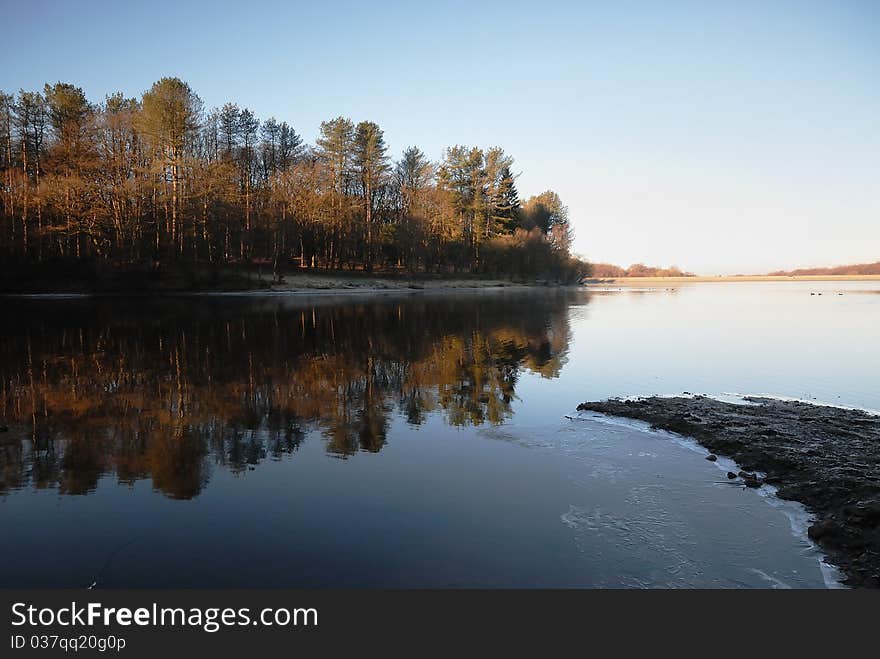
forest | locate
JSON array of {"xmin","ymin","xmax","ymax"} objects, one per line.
[{"xmin": 0, "ymin": 77, "xmax": 588, "ymax": 288}]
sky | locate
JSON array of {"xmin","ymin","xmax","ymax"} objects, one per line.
[{"xmin": 1, "ymin": 0, "xmax": 878, "ymax": 274}]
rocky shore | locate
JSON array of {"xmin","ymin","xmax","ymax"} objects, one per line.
[{"xmin": 577, "ymin": 396, "xmax": 880, "ymax": 588}]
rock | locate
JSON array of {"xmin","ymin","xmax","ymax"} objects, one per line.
[
  {"xmin": 727, "ymin": 471, "xmax": 737, "ymax": 479},
  {"xmin": 808, "ymin": 519, "xmax": 842, "ymax": 542},
  {"xmin": 845, "ymin": 500, "xmax": 880, "ymax": 523},
  {"xmin": 706, "ymin": 454, "xmax": 717, "ymax": 462},
  {"xmin": 737, "ymin": 470, "xmax": 761, "ymax": 487}
]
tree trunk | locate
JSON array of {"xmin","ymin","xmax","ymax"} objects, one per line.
[{"xmin": 365, "ymin": 179, "xmax": 372, "ymax": 272}]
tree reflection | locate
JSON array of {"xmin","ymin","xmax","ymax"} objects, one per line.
[{"xmin": 0, "ymin": 292, "xmax": 577, "ymax": 498}]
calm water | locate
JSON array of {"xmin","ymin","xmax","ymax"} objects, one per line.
[{"xmin": 1, "ymin": 281, "xmax": 877, "ymax": 588}]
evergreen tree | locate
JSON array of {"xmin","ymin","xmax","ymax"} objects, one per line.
[
  {"xmin": 278, "ymin": 121, "xmax": 303, "ymax": 170},
  {"xmin": 137, "ymin": 77, "xmax": 201, "ymax": 252},
  {"xmin": 218, "ymin": 102, "xmax": 241, "ymax": 157},
  {"xmin": 494, "ymin": 166, "xmax": 520, "ymax": 233},
  {"xmin": 353, "ymin": 120, "xmax": 389, "ymax": 271}
]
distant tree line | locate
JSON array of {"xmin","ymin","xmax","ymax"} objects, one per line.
[
  {"xmin": 0, "ymin": 77, "xmax": 588, "ymax": 283},
  {"xmin": 589, "ymin": 263, "xmax": 694, "ymax": 278},
  {"xmin": 766, "ymin": 262, "xmax": 880, "ymax": 276}
]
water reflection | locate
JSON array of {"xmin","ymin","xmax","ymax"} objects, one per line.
[{"xmin": 0, "ymin": 292, "xmax": 574, "ymax": 499}]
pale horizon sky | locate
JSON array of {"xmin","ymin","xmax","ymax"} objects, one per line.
[{"xmin": 2, "ymin": 0, "xmax": 877, "ymax": 274}]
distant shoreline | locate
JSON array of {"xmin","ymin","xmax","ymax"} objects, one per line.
[{"xmin": 584, "ymin": 274, "xmax": 880, "ymax": 285}]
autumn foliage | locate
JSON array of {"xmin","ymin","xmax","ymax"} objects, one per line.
[
  {"xmin": 0, "ymin": 78, "xmax": 589, "ymax": 287},
  {"xmin": 767, "ymin": 262, "xmax": 880, "ymax": 276},
  {"xmin": 588, "ymin": 263, "xmax": 695, "ymax": 278}
]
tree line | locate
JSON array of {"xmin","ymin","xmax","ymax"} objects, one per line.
[
  {"xmin": 589, "ymin": 263, "xmax": 694, "ymax": 278},
  {"xmin": 766, "ymin": 262, "xmax": 880, "ymax": 276},
  {"xmin": 0, "ymin": 77, "xmax": 588, "ymax": 283}
]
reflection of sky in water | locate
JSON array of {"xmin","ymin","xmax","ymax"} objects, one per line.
[
  {"xmin": 515, "ymin": 280, "xmax": 880, "ymax": 426},
  {"xmin": 0, "ymin": 281, "xmax": 876, "ymax": 587}
]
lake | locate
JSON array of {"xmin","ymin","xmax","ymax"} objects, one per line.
[{"xmin": 1, "ymin": 280, "xmax": 877, "ymax": 588}]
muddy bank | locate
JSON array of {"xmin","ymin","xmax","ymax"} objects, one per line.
[
  {"xmin": 577, "ymin": 396, "xmax": 880, "ymax": 588},
  {"xmin": 263, "ymin": 273, "xmax": 535, "ymax": 292},
  {"xmin": 0, "ymin": 262, "xmax": 569, "ymax": 295}
]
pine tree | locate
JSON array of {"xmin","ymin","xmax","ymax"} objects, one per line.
[
  {"xmin": 353, "ymin": 121, "xmax": 389, "ymax": 271},
  {"xmin": 494, "ymin": 166, "xmax": 520, "ymax": 233},
  {"xmin": 137, "ymin": 77, "xmax": 201, "ymax": 253},
  {"xmin": 278, "ymin": 121, "xmax": 303, "ymax": 170},
  {"xmin": 316, "ymin": 117, "xmax": 354, "ymax": 266},
  {"xmin": 218, "ymin": 102, "xmax": 241, "ymax": 158},
  {"xmin": 44, "ymin": 82, "xmax": 92, "ymax": 259}
]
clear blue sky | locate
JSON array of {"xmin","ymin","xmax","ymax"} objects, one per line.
[{"xmin": 2, "ymin": 0, "xmax": 878, "ymax": 273}]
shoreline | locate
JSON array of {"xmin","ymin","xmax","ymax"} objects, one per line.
[
  {"xmin": 0, "ymin": 270, "xmax": 582, "ymax": 297},
  {"xmin": 577, "ymin": 395, "xmax": 880, "ymax": 588},
  {"xmin": 4, "ymin": 272, "xmax": 879, "ymax": 297},
  {"xmin": 583, "ymin": 274, "xmax": 880, "ymax": 286},
  {"xmin": 0, "ymin": 277, "xmax": 570, "ymax": 298},
  {"xmin": 258, "ymin": 274, "xmax": 558, "ymax": 294}
]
